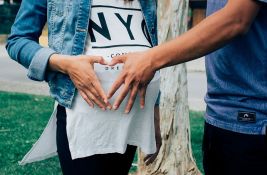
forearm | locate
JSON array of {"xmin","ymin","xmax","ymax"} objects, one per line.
[{"xmin": 149, "ymin": 0, "xmax": 260, "ymax": 70}]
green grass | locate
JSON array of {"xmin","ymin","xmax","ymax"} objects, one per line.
[
  {"xmin": 0, "ymin": 91, "xmax": 204, "ymax": 174},
  {"xmin": 190, "ymin": 111, "xmax": 205, "ymax": 173}
]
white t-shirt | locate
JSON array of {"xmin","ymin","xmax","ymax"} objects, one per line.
[{"xmin": 65, "ymin": 0, "xmax": 160, "ymax": 159}]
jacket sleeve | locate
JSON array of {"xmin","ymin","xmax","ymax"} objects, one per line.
[{"xmin": 6, "ymin": 0, "xmax": 56, "ymax": 82}]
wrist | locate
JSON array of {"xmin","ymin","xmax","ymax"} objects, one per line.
[
  {"xmin": 146, "ymin": 47, "xmax": 165, "ymax": 71},
  {"xmin": 49, "ymin": 54, "xmax": 72, "ymax": 74}
]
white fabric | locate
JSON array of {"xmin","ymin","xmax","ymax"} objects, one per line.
[
  {"xmin": 19, "ymin": 102, "xmax": 58, "ymax": 165},
  {"xmin": 66, "ymin": 0, "xmax": 160, "ymax": 159},
  {"xmin": 19, "ymin": 0, "xmax": 160, "ymax": 165}
]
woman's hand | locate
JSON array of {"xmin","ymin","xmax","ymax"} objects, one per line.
[
  {"xmin": 49, "ymin": 54, "xmax": 111, "ymax": 110},
  {"xmin": 144, "ymin": 106, "xmax": 162, "ymax": 165},
  {"xmin": 107, "ymin": 51, "xmax": 157, "ymax": 113}
]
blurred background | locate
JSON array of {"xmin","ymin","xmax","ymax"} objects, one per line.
[{"xmin": 0, "ymin": 0, "xmax": 207, "ymax": 174}]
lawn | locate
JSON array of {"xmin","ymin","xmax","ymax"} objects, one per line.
[{"xmin": 0, "ymin": 91, "xmax": 204, "ymax": 175}]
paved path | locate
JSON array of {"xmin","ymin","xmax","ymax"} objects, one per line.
[
  {"xmin": 187, "ymin": 72, "xmax": 207, "ymax": 111},
  {"xmin": 0, "ymin": 45, "xmax": 207, "ymax": 111},
  {"xmin": 0, "ymin": 45, "xmax": 49, "ymax": 95}
]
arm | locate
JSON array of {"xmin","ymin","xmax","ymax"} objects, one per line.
[
  {"xmin": 6, "ymin": 0, "xmax": 56, "ymax": 82},
  {"xmin": 6, "ymin": 0, "xmax": 110, "ymax": 109},
  {"xmin": 108, "ymin": 0, "xmax": 261, "ymax": 112},
  {"xmin": 150, "ymin": 0, "xmax": 261, "ymax": 69}
]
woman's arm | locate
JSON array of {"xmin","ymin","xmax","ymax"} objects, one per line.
[
  {"xmin": 6, "ymin": 0, "xmax": 56, "ymax": 82},
  {"xmin": 6, "ymin": 0, "xmax": 110, "ymax": 109}
]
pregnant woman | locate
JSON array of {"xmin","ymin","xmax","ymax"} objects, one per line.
[{"xmin": 6, "ymin": 0, "xmax": 161, "ymax": 174}]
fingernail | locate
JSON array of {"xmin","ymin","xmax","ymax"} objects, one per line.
[
  {"xmin": 141, "ymin": 105, "xmax": 144, "ymax": 109},
  {"xmin": 113, "ymin": 105, "xmax": 118, "ymax": 110},
  {"xmin": 107, "ymin": 105, "xmax": 112, "ymax": 110},
  {"xmin": 125, "ymin": 110, "xmax": 129, "ymax": 114}
]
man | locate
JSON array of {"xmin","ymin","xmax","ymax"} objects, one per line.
[{"xmin": 106, "ymin": 0, "xmax": 267, "ymax": 174}]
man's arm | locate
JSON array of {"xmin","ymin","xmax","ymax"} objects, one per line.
[
  {"xmin": 108, "ymin": 0, "xmax": 261, "ymax": 113},
  {"xmin": 150, "ymin": 0, "xmax": 261, "ymax": 70}
]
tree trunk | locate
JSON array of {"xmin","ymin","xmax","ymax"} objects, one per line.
[{"xmin": 137, "ymin": 0, "xmax": 201, "ymax": 174}]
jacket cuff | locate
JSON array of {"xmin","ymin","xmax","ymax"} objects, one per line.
[{"xmin": 27, "ymin": 47, "xmax": 56, "ymax": 81}]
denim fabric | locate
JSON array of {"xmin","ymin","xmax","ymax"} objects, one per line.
[
  {"xmin": 6, "ymin": 0, "xmax": 160, "ymax": 108},
  {"xmin": 205, "ymin": 0, "xmax": 267, "ymax": 134}
]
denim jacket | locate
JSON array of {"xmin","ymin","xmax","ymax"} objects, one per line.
[{"xmin": 6, "ymin": 0, "xmax": 159, "ymax": 108}]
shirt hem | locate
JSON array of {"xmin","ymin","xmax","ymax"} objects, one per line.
[
  {"xmin": 70, "ymin": 140, "xmax": 156, "ymax": 160},
  {"xmin": 205, "ymin": 113, "xmax": 267, "ymax": 135}
]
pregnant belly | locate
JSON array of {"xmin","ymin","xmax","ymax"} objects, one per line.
[
  {"xmin": 69, "ymin": 71, "xmax": 160, "ymax": 115},
  {"xmin": 74, "ymin": 46, "xmax": 160, "ymax": 113}
]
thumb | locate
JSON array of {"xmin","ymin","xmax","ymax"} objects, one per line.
[
  {"xmin": 90, "ymin": 56, "xmax": 108, "ymax": 65},
  {"xmin": 109, "ymin": 55, "xmax": 126, "ymax": 66}
]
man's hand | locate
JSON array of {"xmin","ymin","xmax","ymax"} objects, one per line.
[
  {"xmin": 107, "ymin": 51, "xmax": 157, "ymax": 113},
  {"xmin": 49, "ymin": 54, "xmax": 111, "ymax": 110}
]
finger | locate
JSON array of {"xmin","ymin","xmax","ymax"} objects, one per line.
[
  {"xmin": 106, "ymin": 101, "xmax": 112, "ymax": 110},
  {"xmin": 107, "ymin": 73, "xmax": 125, "ymax": 99},
  {"xmin": 139, "ymin": 86, "xmax": 147, "ymax": 109},
  {"xmin": 86, "ymin": 82, "xmax": 100, "ymax": 98},
  {"xmin": 112, "ymin": 83, "xmax": 131, "ymax": 110},
  {"xmin": 91, "ymin": 56, "xmax": 108, "ymax": 65},
  {"xmin": 85, "ymin": 90, "xmax": 107, "ymax": 110},
  {"xmin": 125, "ymin": 83, "xmax": 139, "ymax": 114},
  {"xmin": 109, "ymin": 55, "xmax": 126, "ymax": 66},
  {"xmin": 85, "ymin": 82, "xmax": 108, "ymax": 108},
  {"xmin": 91, "ymin": 77, "xmax": 109, "ymax": 104},
  {"xmin": 79, "ymin": 90, "xmax": 94, "ymax": 108},
  {"xmin": 88, "ymin": 85, "xmax": 111, "ymax": 109}
]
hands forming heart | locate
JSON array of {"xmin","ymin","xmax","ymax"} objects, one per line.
[
  {"xmin": 107, "ymin": 51, "xmax": 157, "ymax": 113},
  {"xmin": 49, "ymin": 51, "xmax": 157, "ymax": 113}
]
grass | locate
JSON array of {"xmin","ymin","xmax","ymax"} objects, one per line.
[
  {"xmin": 190, "ymin": 111, "xmax": 205, "ymax": 173},
  {"xmin": 0, "ymin": 91, "xmax": 204, "ymax": 174}
]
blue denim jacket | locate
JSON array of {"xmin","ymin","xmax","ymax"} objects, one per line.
[{"xmin": 6, "ymin": 0, "xmax": 160, "ymax": 108}]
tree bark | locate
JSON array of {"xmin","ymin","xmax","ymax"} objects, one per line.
[{"xmin": 137, "ymin": 0, "xmax": 201, "ymax": 174}]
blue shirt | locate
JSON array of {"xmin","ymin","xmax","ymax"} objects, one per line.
[{"xmin": 205, "ymin": 0, "xmax": 267, "ymax": 134}]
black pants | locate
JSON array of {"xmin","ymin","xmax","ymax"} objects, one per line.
[
  {"xmin": 56, "ymin": 105, "xmax": 137, "ymax": 175},
  {"xmin": 203, "ymin": 122, "xmax": 267, "ymax": 175}
]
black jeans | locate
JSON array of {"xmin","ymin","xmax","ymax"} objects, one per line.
[
  {"xmin": 203, "ymin": 122, "xmax": 267, "ymax": 175},
  {"xmin": 56, "ymin": 105, "xmax": 137, "ymax": 175}
]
